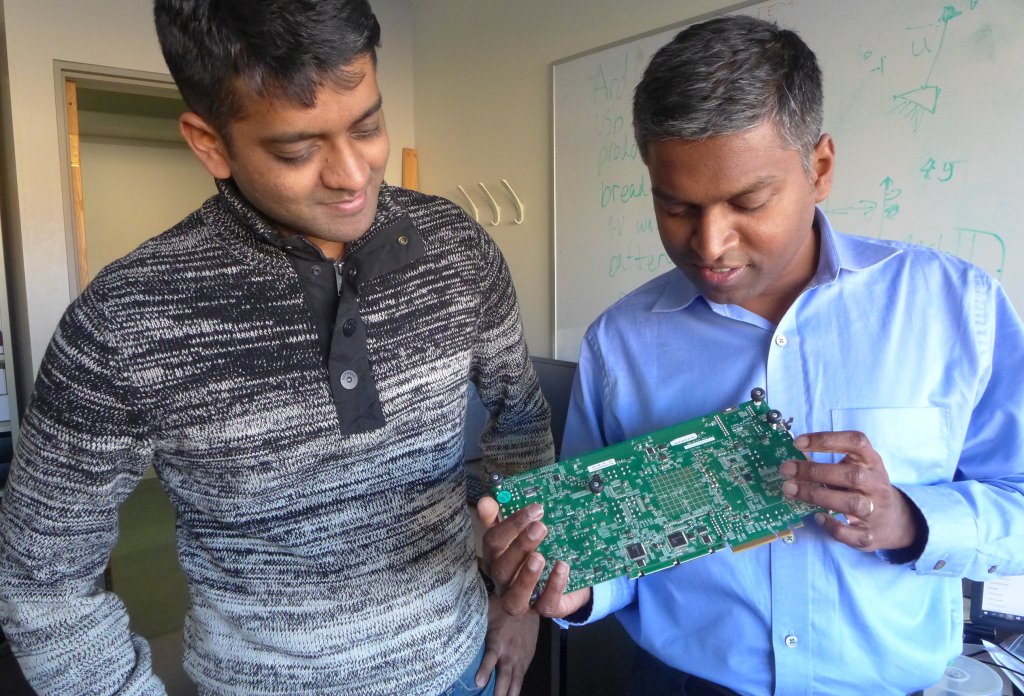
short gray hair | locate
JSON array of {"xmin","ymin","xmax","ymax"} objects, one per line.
[{"xmin": 633, "ymin": 15, "xmax": 823, "ymax": 167}]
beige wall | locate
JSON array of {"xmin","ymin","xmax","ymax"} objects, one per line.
[
  {"xmin": 0, "ymin": 0, "xmax": 415, "ymax": 415},
  {"xmin": 0, "ymin": 0, "xmax": 169, "ymax": 413},
  {"xmin": 374, "ymin": 0, "xmax": 415, "ymax": 184},
  {"xmin": 410, "ymin": 0, "xmax": 742, "ymax": 356},
  {"xmin": 79, "ymin": 136, "xmax": 216, "ymax": 275},
  {"xmin": 0, "ymin": 0, "xmax": 739, "ymax": 419}
]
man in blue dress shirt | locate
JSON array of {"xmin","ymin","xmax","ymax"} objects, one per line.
[{"xmin": 478, "ymin": 14, "xmax": 1024, "ymax": 696}]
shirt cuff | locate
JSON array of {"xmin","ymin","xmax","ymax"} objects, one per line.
[
  {"xmin": 898, "ymin": 483, "xmax": 977, "ymax": 577},
  {"xmin": 553, "ymin": 576, "xmax": 635, "ymax": 628},
  {"xmin": 877, "ymin": 487, "xmax": 928, "ymax": 565}
]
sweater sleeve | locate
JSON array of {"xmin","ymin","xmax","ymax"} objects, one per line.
[
  {"xmin": 470, "ymin": 230, "xmax": 555, "ymax": 485},
  {"xmin": 0, "ymin": 283, "xmax": 165, "ymax": 695}
]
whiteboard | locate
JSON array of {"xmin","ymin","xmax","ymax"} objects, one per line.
[{"xmin": 553, "ymin": 0, "xmax": 1024, "ymax": 360}]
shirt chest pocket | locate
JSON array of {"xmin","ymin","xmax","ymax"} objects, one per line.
[{"xmin": 830, "ymin": 406, "xmax": 953, "ymax": 485}]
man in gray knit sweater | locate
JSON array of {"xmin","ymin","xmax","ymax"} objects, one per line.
[{"xmin": 0, "ymin": 1, "xmax": 553, "ymax": 694}]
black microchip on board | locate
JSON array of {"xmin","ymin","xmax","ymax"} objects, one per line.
[
  {"xmin": 626, "ymin": 542, "xmax": 647, "ymax": 559},
  {"xmin": 668, "ymin": 531, "xmax": 688, "ymax": 548}
]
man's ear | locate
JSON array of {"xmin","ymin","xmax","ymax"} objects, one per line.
[
  {"xmin": 179, "ymin": 112, "xmax": 232, "ymax": 180},
  {"xmin": 810, "ymin": 133, "xmax": 835, "ymax": 203}
]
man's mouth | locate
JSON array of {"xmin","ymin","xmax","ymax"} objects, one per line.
[
  {"xmin": 695, "ymin": 263, "xmax": 745, "ymax": 286},
  {"xmin": 324, "ymin": 190, "xmax": 367, "ymax": 214}
]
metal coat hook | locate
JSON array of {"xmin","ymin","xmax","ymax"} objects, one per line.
[
  {"xmin": 501, "ymin": 179, "xmax": 525, "ymax": 224},
  {"xmin": 456, "ymin": 185, "xmax": 479, "ymax": 222},
  {"xmin": 478, "ymin": 182, "xmax": 501, "ymax": 226}
]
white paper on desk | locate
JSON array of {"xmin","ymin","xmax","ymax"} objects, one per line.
[{"xmin": 983, "ymin": 638, "xmax": 1024, "ymax": 693}]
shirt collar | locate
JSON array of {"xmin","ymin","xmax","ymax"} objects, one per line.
[
  {"xmin": 215, "ymin": 178, "xmax": 407, "ymax": 251},
  {"xmin": 652, "ymin": 206, "xmax": 902, "ymax": 313},
  {"xmin": 811, "ymin": 206, "xmax": 902, "ymax": 282},
  {"xmin": 213, "ymin": 178, "xmax": 425, "ymax": 279}
]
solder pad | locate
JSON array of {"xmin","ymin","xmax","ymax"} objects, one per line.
[{"xmin": 490, "ymin": 394, "xmax": 822, "ymax": 595}]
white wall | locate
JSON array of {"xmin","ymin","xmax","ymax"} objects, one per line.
[
  {"xmin": 0, "ymin": 0, "xmax": 416, "ymax": 412},
  {"xmin": 409, "ymin": 0, "xmax": 742, "ymax": 356}
]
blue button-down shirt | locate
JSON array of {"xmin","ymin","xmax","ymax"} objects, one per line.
[{"xmin": 561, "ymin": 210, "xmax": 1024, "ymax": 695}]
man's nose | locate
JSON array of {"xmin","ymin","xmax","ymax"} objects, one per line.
[
  {"xmin": 691, "ymin": 208, "xmax": 738, "ymax": 261},
  {"xmin": 320, "ymin": 142, "xmax": 370, "ymax": 192}
]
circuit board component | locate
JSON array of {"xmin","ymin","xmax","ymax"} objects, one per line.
[{"xmin": 490, "ymin": 390, "xmax": 822, "ymax": 594}]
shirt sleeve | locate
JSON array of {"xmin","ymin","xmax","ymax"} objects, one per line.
[
  {"xmin": 555, "ymin": 326, "xmax": 637, "ymax": 625},
  {"xmin": 899, "ymin": 273, "xmax": 1024, "ymax": 579},
  {"xmin": 470, "ymin": 229, "xmax": 554, "ymax": 486},
  {"xmin": 561, "ymin": 327, "xmax": 618, "ymax": 460},
  {"xmin": 0, "ymin": 285, "xmax": 165, "ymax": 695}
]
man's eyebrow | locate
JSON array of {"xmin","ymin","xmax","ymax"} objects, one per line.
[
  {"xmin": 651, "ymin": 186, "xmax": 685, "ymax": 203},
  {"xmin": 730, "ymin": 176, "xmax": 779, "ymax": 196},
  {"xmin": 259, "ymin": 96, "xmax": 384, "ymax": 146},
  {"xmin": 355, "ymin": 95, "xmax": 384, "ymax": 124},
  {"xmin": 652, "ymin": 176, "xmax": 779, "ymax": 203}
]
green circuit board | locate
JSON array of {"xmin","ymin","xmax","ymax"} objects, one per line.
[{"xmin": 490, "ymin": 392, "xmax": 822, "ymax": 595}]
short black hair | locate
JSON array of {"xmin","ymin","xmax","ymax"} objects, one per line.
[
  {"xmin": 633, "ymin": 15, "xmax": 823, "ymax": 166},
  {"xmin": 154, "ymin": 0, "xmax": 381, "ymax": 131}
]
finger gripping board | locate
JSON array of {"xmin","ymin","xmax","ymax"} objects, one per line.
[{"xmin": 491, "ymin": 397, "xmax": 821, "ymax": 594}]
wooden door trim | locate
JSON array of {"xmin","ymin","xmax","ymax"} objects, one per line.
[
  {"xmin": 53, "ymin": 62, "xmax": 181, "ymax": 298},
  {"xmin": 64, "ymin": 80, "xmax": 90, "ymax": 291}
]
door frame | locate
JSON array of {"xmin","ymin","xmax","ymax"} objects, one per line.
[{"xmin": 53, "ymin": 61, "xmax": 182, "ymax": 296}]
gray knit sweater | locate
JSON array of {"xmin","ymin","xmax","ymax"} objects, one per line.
[{"xmin": 0, "ymin": 181, "xmax": 553, "ymax": 695}]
